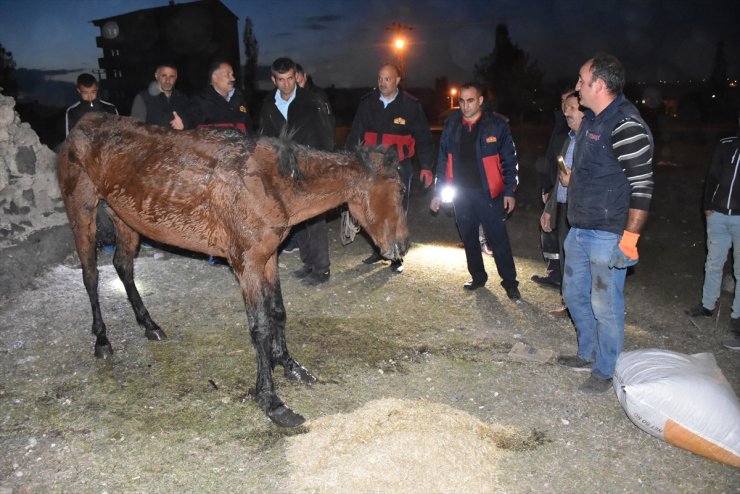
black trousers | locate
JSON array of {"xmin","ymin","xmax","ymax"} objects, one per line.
[
  {"xmin": 295, "ymin": 214, "xmax": 330, "ymax": 273},
  {"xmin": 454, "ymin": 188, "xmax": 518, "ymax": 288},
  {"xmin": 540, "ymin": 202, "xmax": 570, "ymax": 283}
]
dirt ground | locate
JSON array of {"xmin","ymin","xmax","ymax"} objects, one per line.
[{"xmin": 0, "ymin": 125, "xmax": 738, "ymax": 492}]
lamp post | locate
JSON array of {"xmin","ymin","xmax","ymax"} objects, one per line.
[{"xmin": 449, "ymin": 87, "xmax": 458, "ymax": 109}]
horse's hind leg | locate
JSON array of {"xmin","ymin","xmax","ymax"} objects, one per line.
[
  {"xmin": 59, "ymin": 169, "xmax": 112, "ymax": 357},
  {"xmin": 107, "ymin": 210, "xmax": 166, "ymax": 341},
  {"xmin": 270, "ymin": 277, "xmax": 316, "ymax": 384}
]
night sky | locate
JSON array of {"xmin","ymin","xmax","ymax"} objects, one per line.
[{"xmin": 0, "ymin": 0, "xmax": 738, "ymax": 90}]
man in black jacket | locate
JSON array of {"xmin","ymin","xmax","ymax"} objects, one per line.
[
  {"xmin": 192, "ymin": 61, "xmax": 253, "ymax": 134},
  {"xmin": 259, "ymin": 57, "xmax": 334, "ymax": 286},
  {"xmin": 686, "ymin": 112, "xmax": 740, "ymax": 351},
  {"xmin": 65, "ymin": 73, "xmax": 119, "ymax": 254},
  {"xmin": 346, "ymin": 63, "xmax": 434, "ymax": 273},
  {"xmin": 531, "ymin": 88, "xmax": 573, "ymax": 290},
  {"xmin": 65, "ymin": 73, "xmax": 118, "ymax": 135},
  {"xmin": 130, "ymin": 62, "xmax": 191, "ymax": 130}
]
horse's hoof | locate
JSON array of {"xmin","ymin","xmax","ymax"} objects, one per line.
[
  {"xmin": 145, "ymin": 328, "xmax": 167, "ymax": 341},
  {"xmin": 94, "ymin": 343, "xmax": 113, "ymax": 359},
  {"xmin": 267, "ymin": 404, "xmax": 305, "ymax": 428},
  {"xmin": 284, "ymin": 361, "xmax": 317, "ymax": 385}
]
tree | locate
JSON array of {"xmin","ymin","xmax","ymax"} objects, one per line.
[
  {"xmin": 0, "ymin": 43, "xmax": 18, "ymax": 97},
  {"xmin": 242, "ymin": 17, "xmax": 259, "ymax": 102},
  {"xmin": 474, "ymin": 24, "xmax": 543, "ymax": 122}
]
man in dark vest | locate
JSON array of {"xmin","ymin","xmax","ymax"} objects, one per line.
[
  {"xmin": 131, "ymin": 63, "xmax": 191, "ymax": 130},
  {"xmin": 557, "ymin": 53, "xmax": 654, "ymax": 394}
]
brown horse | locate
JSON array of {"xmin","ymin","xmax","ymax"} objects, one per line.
[{"xmin": 57, "ymin": 113, "xmax": 409, "ymax": 427}]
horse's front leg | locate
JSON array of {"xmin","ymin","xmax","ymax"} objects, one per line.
[
  {"xmin": 270, "ymin": 277, "xmax": 316, "ymax": 384},
  {"xmin": 236, "ymin": 264, "xmax": 305, "ymax": 427}
]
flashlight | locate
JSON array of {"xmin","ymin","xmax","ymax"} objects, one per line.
[{"xmin": 441, "ymin": 185, "xmax": 456, "ymax": 203}]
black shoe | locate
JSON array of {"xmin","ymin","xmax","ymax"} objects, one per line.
[
  {"xmin": 579, "ymin": 374, "xmax": 613, "ymax": 394},
  {"xmin": 362, "ymin": 252, "xmax": 384, "ymax": 264},
  {"xmin": 293, "ymin": 265, "xmax": 313, "ymax": 279},
  {"xmin": 685, "ymin": 304, "xmax": 714, "ymax": 318},
  {"xmin": 504, "ymin": 285, "xmax": 521, "ymax": 301},
  {"xmin": 463, "ymin": 278, "xmax": 487, "ymax": 291},
  {"xmin": 731, "ymin": 318, "xmax": 740, "ymax": 333},
  {"xmin": 723, "ymin": 332, "xmax": 740, "ymax": 350},
  {"xmin": 531, "ymin": 274, "xmax": 560, "ymax": 290},
  {"xmin": 302, "ymin": 270, "xmax": 330, "ymax": 286},
  {"xmin": 556, "ymin": 355, "xmax": 593, "ymax": 372},
  {"xmin": 390, "ymin": 259, "xmax": 404, "ymax": 273}
]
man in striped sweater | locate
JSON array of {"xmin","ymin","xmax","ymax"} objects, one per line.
[{"xmin": 556, "ymin": 53, "xmax": 654, "ymax": 393}]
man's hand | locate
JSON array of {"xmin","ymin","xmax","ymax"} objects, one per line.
[
  {"xmin": 503, "ymin": 196, "xmax": 516, "ymax": 214},
  {"xmin": 420, "ymin": 170, "xmax": 433, "ymax": 189},
  {"xmin": 609, "ymin": 231, "xmax": 639, "ymax": 269},
  {"xmin": 430, "ymin": 196, "xmax": 442, "ymax": 213},
  {"xmin": 540, "ymin": 212, "xmax": 552, "ymax": 232},
  {"xmin": 559, "ymin": 168, "xmax": 571, "ymax": 187},
  {"xmin": 170, "ymin": 111, "xmax": 184, "ymax": 130}
]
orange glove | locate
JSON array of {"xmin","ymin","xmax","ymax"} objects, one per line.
[
  {"xmin": 419, "ymin": 169, "xmax": 433, "ymax": 189},
  {"xmin": 619, "ymin": 231, "xmax": 640, "ymax": 260}
]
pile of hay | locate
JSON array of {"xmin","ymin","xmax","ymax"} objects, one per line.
[{"xmin": 285, "ymin": 398, "xmax": 516, "ymax": 493}]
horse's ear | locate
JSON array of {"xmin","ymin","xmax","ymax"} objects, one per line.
[{"xmin": 382, "ymin": 145, "xmax": 399, "ymax": 170}]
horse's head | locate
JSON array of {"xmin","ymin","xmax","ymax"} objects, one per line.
[{"xmin": 347, "ymin": 146, "xmax": 409, "ymax": 260}]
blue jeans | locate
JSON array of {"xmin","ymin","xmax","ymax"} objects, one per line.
[
  {"xmin": 562, "ymin": 228, "xmax": 627, "ymax": 380},
  {"xmin": 703, "ymin": 212, "xmax": 740, "ymax": 318}
]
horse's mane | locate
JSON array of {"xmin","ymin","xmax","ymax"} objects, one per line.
[{"xmin": 262, "ymin": 131, "xmax": 399, "ymax": 182}]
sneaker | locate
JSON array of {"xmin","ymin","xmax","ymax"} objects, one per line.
[
  {"xmin": 579, "ymin": 374, "xmax": 613, "ymax": 394},
  {"xmin": 463, "ymin": 278, "xmax": 487, "ymax": 291},
  {"xmin": 390, "ymin": 259, "xmax": 404, "ymax": 273},
  {"xmin": 101, "ymin": 244, "xmax": 115, "ymax": 254},
  {"xmin": 504, "ymin": 285, "xmax": 521, "ymax": 301},
  {"xmin": 556, "ymin": 355, "xmax": 592, "ymax": 372},
  {"xmin": 293, "ymin": 265, "xmax": 313, "ymax": 279},
  {"xmin": 480, "ymin": 242, "xmax": 493, "ymax": 256},
  {"xmin": 302, "ymin": 270, "xmax": 330, "ymax": 286},
  {"xmin": 531, "ymin": 274, "xmax": 560, "ymax": 290},
  {"xmin": 685, "ymin": 304, "xmax": 714, "ymax": 318},
  {"xmin": 362, "ymin": 252, "xmax": 383, "ymax": 264},
  {"xmin": 723, "ymin": 333, "xmax": 740, "ymax": 350},
  {"xmin": 281, "ymin": 236, "xmax": 299, "ymax": 254},
  {"xmin": 207, "ymin": 255, "xmax": 217, "ymax": 266}
]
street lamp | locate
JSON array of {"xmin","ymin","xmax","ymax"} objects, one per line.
[
  {"xmin": 449, "ymin": 87, "xmax": 458, "ymax": 109},
  {"xmin": 394, "ymin": 36, "xmax": 406, "ymax": 79},
  {"xmin": 386, "ymin": 22, "xmax": 412, "ymax": 80}
]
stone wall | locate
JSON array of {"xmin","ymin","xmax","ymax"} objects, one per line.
[
  {"xmin": 0, "ymin": 90, "xmax": 68, "ymax": 249},
  {"xmin": 0, "ymin": 90, "xmax": 75, "ymax": 299}
]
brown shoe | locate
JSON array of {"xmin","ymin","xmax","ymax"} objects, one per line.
[{"xmin": 549, "ymin": 307, "xmax": 569, "ymax": 318}]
